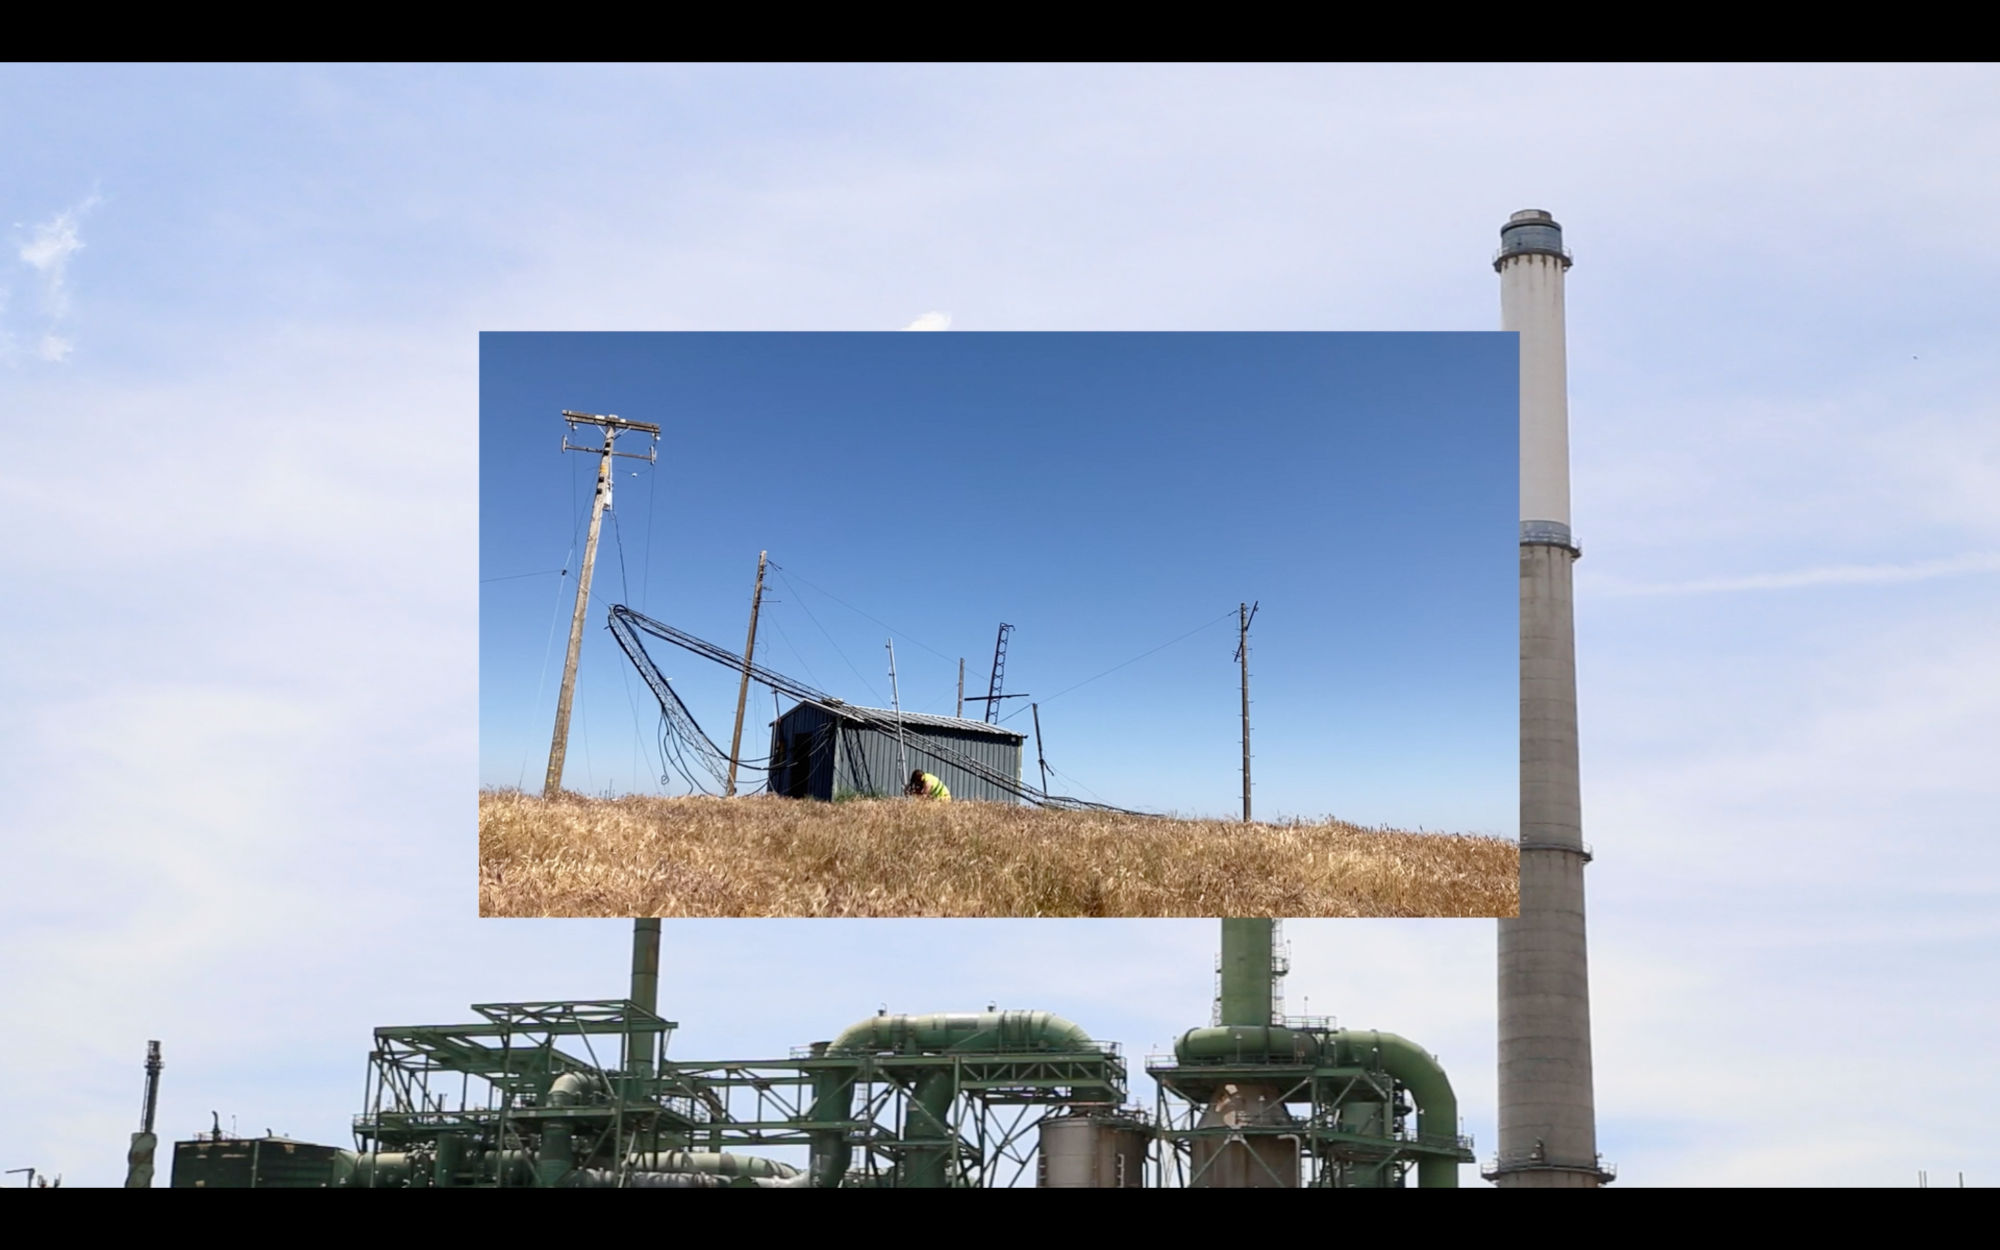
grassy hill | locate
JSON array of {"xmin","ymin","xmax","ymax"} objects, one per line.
[{"xmin": 479, "ymin": 789, "xmax": 1518, "ymax": 918}]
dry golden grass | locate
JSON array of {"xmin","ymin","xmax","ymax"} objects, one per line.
[{"xmin": 480, "ymin": 789, "xmax": 1517, "ymax": 918}]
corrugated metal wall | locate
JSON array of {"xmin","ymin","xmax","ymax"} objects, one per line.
[
  {"xmin": 770, "ymin": 705, "xmax": 1023, "ymax": 803},
  {"xmin": 768, "ymin": 705, "xmax": 840, "ymax": 800},
  {"xmin": 836, "ymin": 722, "xmax": 1022, "ymax": 804}
]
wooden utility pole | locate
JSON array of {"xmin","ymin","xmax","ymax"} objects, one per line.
[
  {"xmin": 1031, "ymin": 702, "xmax": 1050, "ymax": 799},
  {"xmin": 724, "ymin": 550, "xmax": 769, "ymax": 797},
  {"xmin": 1235, "ymin": 601, "xmax": 1258, "ymax": 822},
  {"xmin": 543, "ymin": 410, "xmax": 659, "ymax": 799},
  {"xmin": 956, "ymin": 659, "xmax": 965, "ymax": 719}
]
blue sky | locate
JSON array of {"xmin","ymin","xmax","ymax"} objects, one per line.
[
  {"xmin": 479, "ymin": 331, "xmax": 1515, "ymax": 826},
  {"xmin": 3, "ymin": 63, "xmax": 1998, "ymax": 1188}
]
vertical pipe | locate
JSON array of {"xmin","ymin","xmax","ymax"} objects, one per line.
[
  {"xmin": 628, "ymin": 919, "xmax": 660, "ymax": 1073},
  {"xmin": 956, "ymin": 659, "xmax": 964, "ymax": 720},
  {"xmin": 1218, "ymin": 919, "xmax": 1276, "ymax": 1027},
  {"xmin": 901, "ymin": 1070, "xmax": 956, "ymax": 1187},
  {"xmin": 1494, "ymin": 209, "xmax": 1605, "ymax": 1188},
  {"xmin": 545, "ymin": 430, "xmax": 615, "ymax": 798},
  {"xmin": 725, "ymin": 551, "xmax": 769, "ymax": 797}
]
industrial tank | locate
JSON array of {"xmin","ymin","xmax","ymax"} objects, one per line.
[
  {"xmin": 1189, "ymin": 1083, "xmax": 1299, "ymax": 1188},
  {"xmin": 1037, "ymin": 1110, "xmax": 1148, "ymax": 1187}
]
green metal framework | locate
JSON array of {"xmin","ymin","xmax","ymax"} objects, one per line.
[
  {"xmin": 353, "ymin": 999, "xmax": 708, "ymax": 1186},
  {"xmin": 1147, "ymin": 1048, "xmax": 1474, "ymax": 1188},
  {"xmin": 348, "ymin": 998, "xmax": 1130, "ymax": 1187},
  {"xmin": 662, "ymin": 1044, "xmax": 1129, "ymax": 1187}
]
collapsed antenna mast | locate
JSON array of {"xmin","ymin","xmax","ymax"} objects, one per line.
[
  {"xmin": 961, "ymin": 624, "xmax": 1028, "ymax": 722},
  {"xmin": 984, "ymin": 623, "xmax": 1012, "ymax": 724}
]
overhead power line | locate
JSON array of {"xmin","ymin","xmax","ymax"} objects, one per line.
[{"xmin": 998, "ymin": 608, "xmax": 1239, "ymax": 724}]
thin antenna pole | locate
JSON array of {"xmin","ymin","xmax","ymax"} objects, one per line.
[
  {"xmin": 141, "ymin": 1041, "xmax": 161, "ymax": 1134},
  {"xmin": 887, "ymin": 641, "xmax": 909, "ymax": 793},
  {"xmin": 544, "ymin": 410, "xmax": 659, "ymax": 799},
  {"xmin": 724, "ymin": 550, "xmax": 769, "ymax": 797},
  {"xmin": 1032, "ymin": 702, "xmax": 1050, "ymax": 799},
  {"xmin": 1236, "ymin": 601, "xmax": 1257, "ymax": 822},
  {"xmin": 956, "ymin": 659, "xmax": 964, "ymax": 720}
]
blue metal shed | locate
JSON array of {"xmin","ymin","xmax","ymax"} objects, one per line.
[{"xmin": 767, "ymin": 703, "xmax": 1026, "ymax": 803}]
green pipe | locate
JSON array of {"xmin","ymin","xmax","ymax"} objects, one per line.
[
  {"xmin": 629, "ymin": 919, "xmax": 660, "ymax": 1074},
  {"xmin": 432, "ymin": 1136, "xmax": 465, "ymax": 1188},
  {"xmin": 1173, "ymin": 1026, "xmax": 1462, "ymax": 1188},
  {"xmin": 902, "ymin": 1069, "xmax": 957, "ymax": 1188},
  {"xmin": 1175, "ymin": 1024, "xmax": 1322, "ymax": 1065},
  {"xmin": 1333, "ymin": 1031, "xmax": 1461, "ymax": 1189},
  {"xmin": 628, "ymin": 1150, "xmax": 801, "ymax": 1179},
  {"xmin": 346, "ymin": 1151, "xmax": 416, "ymax": 1188},
  {"xmin": 809, "ymin": 1010, "xmax": 1097, "ymax": 1188},
  {"xmin": 1341, "ymin": 1100, "xmax": 1393, "ymax": 1188},
  {"xmin": 1218, "ymin": 919, "xmax": 1276, "ymax": 1027},
  {"xmin": 537, "ymin": 1072, "xmax": 601, "ymax": 1187},
  {"xmin": 568, "ymin": 1168, "xmax": 729, "ymax": 1188}
]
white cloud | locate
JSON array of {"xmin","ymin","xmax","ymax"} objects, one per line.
[
  {"xmin": 18, "ymin": 195, "xmax": 97, "ymax": 316},
  {"xmin": 902, "ymin": 310, "xmax": 951, "ymax": 330},
  {"xmin": 1594, "ymin": 552, "xmax": 2000, "ymax": 596},
  {"xmin": 6, "ymin": 193, "xmax": 99, "ymax": 363}
]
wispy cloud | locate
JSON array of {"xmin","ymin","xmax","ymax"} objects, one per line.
[
  {"xmin": 7, "ymin": 192, "xmax": 99, "ymax": 362},
  {"xmin": 901, "ymin": 310, "xmax": 950, "ymax": 330},
  {"xmin": 1593, "ymin": 552, "xmax": 2000, "ymax": 597}
]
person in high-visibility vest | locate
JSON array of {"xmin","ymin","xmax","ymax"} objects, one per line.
[{"xmin": 906, "ymin": 769, "xmax": 950, "ymax": 801}]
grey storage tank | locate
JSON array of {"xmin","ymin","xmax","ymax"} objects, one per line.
[{"xmin": 1037, "ymin": 1110, "xmax": 1149, "ymax": 1187}]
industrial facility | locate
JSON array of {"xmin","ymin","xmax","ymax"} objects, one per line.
[
  {"xmin": 158, "ymin": 918, "xmax": 1471, "ymax": 1188},
  {"xmin": 768, "ymin": 702, "xmax": 1027, "ymax": 803},
  {"xmin": 137, "ymin": 209, "xmax": 1606, "ymax": 1189}
]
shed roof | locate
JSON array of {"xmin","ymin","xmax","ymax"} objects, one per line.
[{"xmin": 776, "ymin": 702, "xmax": 1026, "ymax": 741}]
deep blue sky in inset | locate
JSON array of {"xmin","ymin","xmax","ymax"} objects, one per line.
[{"xmin": 480, "ymin": 331, "xmax": 1516, "ymax": 831}]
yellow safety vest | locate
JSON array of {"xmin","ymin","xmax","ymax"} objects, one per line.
[{"xmin": 922, "ymin": 773, "xmax": 950, "ymax": 801}]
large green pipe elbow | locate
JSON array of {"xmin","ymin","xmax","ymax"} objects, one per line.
[
  {"xmin": 810, "ymin": 1011, "xmax": 1098, "ymax": 1187},
  {"xmin": 538, "ymin": 1072, "xmax": 601, "ymax": 1186},
  {"xmin": 1172, "ymin": 1026, "xmax": 1462, "ymax": 1188},
  {"xmin": 1333, "ymin": 1031, "xmax": 1461, "ymax": 1188}
]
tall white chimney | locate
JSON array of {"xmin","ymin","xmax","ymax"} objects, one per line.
[{"xmin": 1488, "ymin": 210, "xmax": 1612, "ymax": 1188}]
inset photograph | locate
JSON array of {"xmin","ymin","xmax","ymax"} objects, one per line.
[{"xmin": 479, "ymin": 332, "xmax": 1518, "ymax": 917}]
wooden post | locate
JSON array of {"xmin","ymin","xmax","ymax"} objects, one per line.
[
  {"xmin": 725, "ymin": 550, "xmax": 769, "ymax": 797},
  {"xmin": 543, "ymin": 411, "xmax": 658, "ymax": 800},
  {"xmin": 1032, "ymin": 702, "xmax": 1050, "ymax": 799}
]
